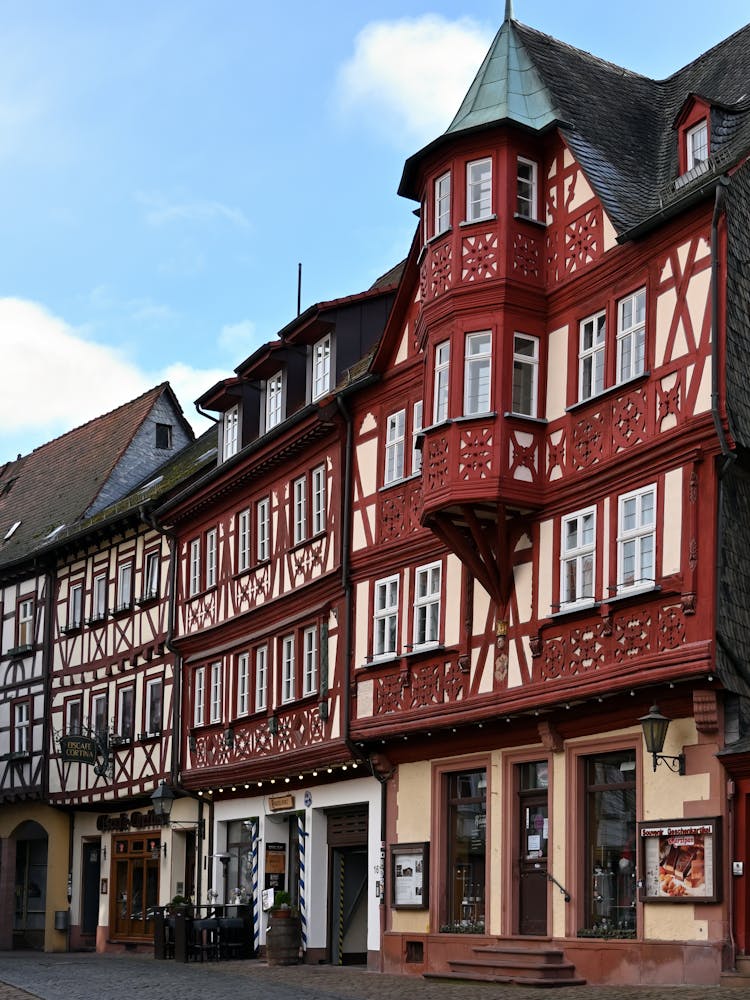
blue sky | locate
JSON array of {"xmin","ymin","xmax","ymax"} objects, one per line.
[{"xmin": 1, "ymin": 0, "xmax": 748, "ymax": 464}]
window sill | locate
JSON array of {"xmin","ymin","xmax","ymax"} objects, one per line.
[
  {"xmin": 61, "ymin": 624, "xmax": 82, "ymax": 636},
  {"xmin": 503, "ymin": 412, "xmax": 548, "ymax": 426},
  {"xmin": 6, "ymin": 644, "xmax": 33, "ymax": 657},
  {"xmin": 548, "ymin": 601, "xmax": 601, "ymax": 621},
  {"xmin": 110, "ymin": 603, "xmax": 133, "ymax": 618},
  {"xmin": 566, "ymin": 371, "xmax": 651, "ymax": 414},
  {"xmin": 404, "ymin": 643, "xmax": 445, "ymax": 660},
  {"xmin": 459, "ymin": 214, "xmax": 497, "ymax": 227},
  {"xmin": 603, "ymin": 584, "xmax": 661, "ymax": 606},
  {"xmin": 290, "ymin": 531, "xmax": 326, "ymax": 553},
  {"xmin": 362, "ymin": 654, "xmax": 401, "ymax": 669},
  {"xmin": 187, "ymin": 585, "xmax": 217, "ymax": 601},
  {"xmin": 513, "ymin": 212, "xmax": 547, "ymax": 229},
  {"xmin": 428, "ymin": 227, "xmax": 452, "ymax": 244},
  {"xmin": 136, "ymin": 592, "xmax": 159, "ymax": 607},
  {"xmin": 9, "ymin": 751, "xmax": 31, "ymax": 761},
  {"xmin": 455, "ymin": 411, "xmax": 497, "ymax": 423},
  {"xmin": 86, "ymin": 615, "xmax": 108, "ymax": 627},
  {"xmin": 138, "ymin": 731, "xmax": 162, "ymax": 742},
  {"xmin": 109, "ymin": 735, "xmax": 132, "ymax": 749}
]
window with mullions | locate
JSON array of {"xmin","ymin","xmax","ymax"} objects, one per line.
[
  {"xmin": 210, "ymin": 661, "xmax": 222, "ymax": 723},
  {"xmin": 579, "ymin": 311, "xmax": 606, "ymax": 402},
  {"xmin": 293, "ymin": 475, "xmax": 307, "ymax": 545},
  {"xmin": 237, "ymin": 653, "xmax": 249, "ymax": 716},
  {"xmin": 222, "ymin": 405, "xmax": 239, "ymax": 460},
  {"xmin": 194, "ymin": 667, "xmax": 205, "ymax": 726},
  {"xmin": 616, "ymin": 289, "xmax": 646, "ymax": 383},
  {"xmin": 257, "ymin": 497, "xmax": 271, "ymax": 562},
  {"xmin": 206, "ymin": 529, "xmax": 217, "ymax": 589},
  {"xmin": 512, "ymin": 334, "xmax": 538, "ymax": 417},
  {"xmin": 583, "ymin": 750, "xmax": 637, "ymax": 936},
  {"xmin": 384, "ymin": 410, "xmax": 405, "ymax": 485},
  {"xmin": 68, "ymin": 583, "xmax": 83, "ymax": 630},
  {"xmin": 117, "ymin": 561, "xmax": 133, "ymax": 612},
  {"xmin": 312, "ymin": 334, "xmax": 331, "ymax": 401},
  {"xmin": 255, "ymin": 645, "xmax": 268, "ymax": 712},
  {"xmin": 143, "ymin": 551, "xmax": 159, "ymax": 601},
  {"xmin": 145, "ymin": 680, "xmax": 162, "ymax": 736},
  {"xmin": 413, "ymin": 562, "xmax": 441, "ymax": 648},
  {"xmin": 686, "ymin": 120, "xmax": 708, "ymax": 170},
  {"xmin": 374, "ymin": 575, "xmax": 399, "ymax": 658},
  {"xmin": 189, "ymin": 538, "xmax": 201, "ymax": 596},
  {"xmin": 444, "ymin": 769, "xmax": 486, "ymax": 932},
  {"xmin": 464, "ymin": 331, "xmax": 492, "ymax": 416},
  {"xmin": 237, "ymin": 508, "xmax": 251, "ymax": 572},
  {"xmin": 17, "ymin": 598, "xmax": 34, "ymax": 647},
  {"xmin": 516, "ymin": 157, "xmax": 537, "ymax": 219},
  {"xmin": 617, "ymin": 485, "xmax": 656, "ymax": 593},
  {"xmin": 412, "ymin": 401, "xmax": 423, "ymax": 475},
  {"xmin": 303, "ymin": 625, "xmax": 318, "ymax": 696},
  {"xmin": 434, "ymin": 342, "xmax": 450, "ymax": 423},
  {"xmin": 13, "ymin": 701, "xmax": 30, "ymax": 755},
  {"xmin": 312, "ymin": 464, "xmax": 326, "ymax": 536},
  {"xmin": 281, "ymin": 635, "xmax": 295, "ymax": 703},
  {"xmin": 466, "ymin": 158, "xmax": 492, "ymax": 222},
  {"xmin": 434, "ymin": 171, "xmax": 451, "ymax": 235},
  {"xmin": 561, "ymin": 507, "xmax": 596, "ymax": 608},
  {"xmin": 266, "ymin": 372, "xmax": 283, "ymax": 430}
]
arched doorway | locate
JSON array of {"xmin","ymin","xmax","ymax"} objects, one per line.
[{"xmin": 13, "ymin": 820, "xmax": 48, "ymax": 950}]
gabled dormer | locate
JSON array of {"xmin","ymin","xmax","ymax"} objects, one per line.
[
  {"xmin": 674, "ymin": 94, "xmax": 712, "ymax": 177},
  {"xmin": 196, "ymin": 377, "xmax": 261, "ymax": 462}
]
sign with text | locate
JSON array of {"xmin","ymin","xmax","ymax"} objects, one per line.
[{"xmin": 59, "ymin": 735, "xmax": 97, "ymax": 765}]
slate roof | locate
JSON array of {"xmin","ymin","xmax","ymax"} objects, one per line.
[
  {"xmin": 400, "ymin": 14, "xmax": 750, "ymax": 237},
  {"xmin": 0, "ymin": 383, "xmax": 191, "ymax": 571},
  {"xmin": 725, "ymin": 159, "xmax": 750, "ymax": 451}
]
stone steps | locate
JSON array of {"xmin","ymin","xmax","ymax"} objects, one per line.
[{"xmin": 424, "ymin": 945, "xmax": 585, "ymax": 989}]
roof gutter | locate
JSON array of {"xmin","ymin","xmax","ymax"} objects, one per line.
[{"xmin": 619, "ymin": 171, "xmax": 727, "ymax": 244}]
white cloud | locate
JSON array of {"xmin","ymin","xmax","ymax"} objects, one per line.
[
  {"xmin": 218, "ymin": 319, "xmax": 262, "ymax": 366},
  {"xmin": 336, "ymin": 15, "xmax": 492, "ymax": 144},
  {"xmin": 0, "ymin": 298, "xmax": 226, "ymax": 462},
  {"xmin": 135, "ymin": 190, "xmax": 250, "ymax": 229}
]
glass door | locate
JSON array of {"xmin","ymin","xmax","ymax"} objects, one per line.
[{"xmin": 517, "ymin": 760, "xmax": 548, "ymax": 935}]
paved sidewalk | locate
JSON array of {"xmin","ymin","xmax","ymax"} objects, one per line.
[{"xmin": 0, "ymin": 953, "xmax": 736, "ymax": 1000}]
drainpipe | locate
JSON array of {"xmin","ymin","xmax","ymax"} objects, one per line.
[
  {"xmin": 40, "ymin": 565, "xmax": 55, "ymax": 802},
  {"xmin": 710, "ymin": 176, "xmax": 734, "ymax": 474}
]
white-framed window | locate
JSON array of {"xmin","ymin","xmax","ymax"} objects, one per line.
[
  {"xmin": 206, "ymin": 528, "xmax": 217, "ymax": 589},
  {"xmin": 18, "ymin": 598, "xmax": 34, "ymax": 646},
  {"xmin": 189, "ymin": 538, "xmax": 201, "ymax": 596},
  {"xmin": 466, "ymin": 157, "xmax": 492, "ymax": 222},
  {"xmin": 143, "ymin": 550, "xmax": 159, "ymax": 600},
  {"xmin": 616, "ymin": 289, "xmax": 646, "ymax": 383},
  {"xmin": 686, "ymin": 120, "xmax": 708, "ymax": 170},
  {"xmin": 257, "ymin": 497, "xmax": 270, "ymax": 562},
  {"xmin": 303, "ymin": 625, "xmax": 318, "ymax": 697},
  {"xmin": 512, "ymin": 333, "xmax": 539, "ymax": 416},
  {"xmin": 312, "ymin": 464, "xmax": 326, "ymax": 535},
  {"xmin": 91, "ymin": 574, "xmax": 107, "ymax": 621},
  {"xmin": 560, "ymin": 507, "xmax": 596, "ymax": 608},
  {"xmin": 412, "ymin": 400, "xmax": 423, "ymax": 475},
  {"xmin": 434, "ymin": 341, "xmax": 450, "ymax": 423},
  {"xmin": 194, "ymin": 667, "xmax": 205, "ymax": 726},
  {"xmin": 13, "ymin": 701, "xmax": 30, "ymax": 755},
  {"xmin": 435, "ymin": 171, "xmax": 451, "ymax": 235},
  {"xmin": 92, "ymin": 693, "xmax": 108, "ymax": 737},
  {"xmin": 68, "ymin": 583, "xmax": 83, "ymax": 629},
  {"xmin": 237, "ymin": 508, "xmax": 251, "ymax": 573},
  {"xmin": 117, "ymin": 686, "xmax": 134, "ymax": 739},
  {"xmin": 464, "ymin": 331, "xmax": 492, "ymax": 416},
  {"xmin": 117, "ymin": 561, "xmax": 133, "ymax": 611},
  {"xmin": 413, "ymin": 562, "xmax": 442, "ymax": 648},
  {"xmin": 222, "ymin": 405, "xmax": 239, "ymax": 460},
  {"xmin": 266, "ymin": 371, "xmax": 283, "ymax": 430},
  {"xmin": 237, "ymin": 653, "xmax": 249, "ymax": 716},
  {"xmin": 384, "ymin": 410, "xmax": 406, "ymax": 485},
  {"xmin": 516, "ymin": 157, "xmax": 538, "ymax": 219},
  {"xmin": 374, "ymin": 575, "xmax": 399, "ymax": 658},
  {"xmin": 579, "ymin": 310, "xmax": 606, "ymax": 401},
  {"xmin": 66, "ymin": 698, "xmax": 82, "ymax": 736},
  {"xmin": 145, "ymin": 679, "xmax": 162, "ymax": 736},
  {"xmin": 210, "ymin": 661, "xmax": 222, "ymax": 723},
  {"xmin": 255, "ymin": 645, "xmax": 268, "ymax": 712},
  {"xmin": 617, "ymin": 485, "xmax": 656, "ymax": 593},
  {"xmin": 281, "ymin": 634, "xmax": 295, "ymax": 703},
  {"xmin": 312, "ymin": 334, "xmax": 331, "ymax": 401},
  {"xmin": 293, "ymin": 475, "xmax": 307, "ymax": 545}
]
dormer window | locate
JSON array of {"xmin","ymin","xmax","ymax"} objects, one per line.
[
  {"xmin": 516, "ymin": 157, "xmax": 538, "ymax": 220},
  {"xmin": 155, "ymin": 423, "xmax": 173, "ymax": 449},
  {"xmin": 266, "ymin": 371, "xmax": 283, "ymax": 430},
  {"xmin": 222, "ymin": 405, "xmax": 239, "ymax": 460},
  {"xmin": 686, "ymin": 120, "xmax": 708, "ymax": 170},
  {"xmin": 434, "ymin": 171, "xmax": 451, "ymax": 236},
  {"xmin": 466, "ymin": 158, "xmax": 492, "ymax": 222},
  {"xmin": 312, "ymin": 335, "xmax": 331, "ymax": 401}
]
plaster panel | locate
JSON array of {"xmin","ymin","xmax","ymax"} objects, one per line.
[
  {"xmin": 655, "ymin": 286, "xmax": 677, "ymax": 367},
  {"xmin": 356, "ymin": 439, "xmax": 378, "ymax": 498},
  {"xmin": 602, "ymin": 212, "xmax": 618, "ymax": 252},
  {"xmin": 357, "ymin": 678, "xmax": 374, "ymax": 719},
  {"xmin": 507, "ymin": 639, "xmax": 522, "ymax": 689},
  {"xmin": 662, "ymin": 469, "xmax": 683, "ymax": 577},
  {"xmin": 396, "ymin": 760, "xmax": 432, "ymax": 842},
  {"xmin": 444, "ymin": 555, "xmax": 462, "ymax": 647},
  {"xmin": 475, "ymin": 647, "xmax": 493, "ymax": 694},
  {"xmin": 693, "ymin": 358, "xmax": 712, "ymax": 415},
  {"xmin": 545, "ymin": 327, "xmax": 568, "ymax": 421},
  {"xmin": 567, "ymin": 169, "xmax": 595, "ymax": 212},
  {"xmin": 601, "ymin": 497, "xmax": 610, "ymax": 593},
  {"xmin": 537, "ymin": 519, "xmax": 554, "ymax": 619},
  {"xmin": 354, "ymin": 581, "xmax": 370, "ymax": 667},
  {"xmin": 513, "ymin": 562, "xmax": 533, "ymax": 625},
  {"xmin": 394, "ymin": 325, "xmax": 409, "ymax": 366}
]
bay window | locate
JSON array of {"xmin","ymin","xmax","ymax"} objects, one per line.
[
  {"xmin": 466, "ymin": 158, "xmax": 492, "ymax": 222},
  {"xmin": 512, "ymin": 333, "xmax": 538, "ymax": 417},
  {"xmin": 464, "ymin": 331, "xmax": 492, "ymax": 416},
  {"xmin": 434, "ymin": 341, "xmax": 450, "ymax": 423},
  {"xmin": 516, "ymin": 157, "xmax": 538, "ymax": 219},
  {"xmin": 435, "ymin": 171, "xmax": 451, "ymax": 235}
]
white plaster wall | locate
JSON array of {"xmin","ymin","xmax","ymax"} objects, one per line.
[
  {"xmin": 537, "ymin": 519, "xmax": 554, "ymax": 619},
  {"xmin": 545, "ymin": 327, "xmax": 568, "ymax": 421},
  {"xmin": 662, "ymin": 469, "xmax": 683, "ymax": 577}
]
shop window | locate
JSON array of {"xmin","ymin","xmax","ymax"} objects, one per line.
[
  {"xmin": 442, "ymin": 769, "xmax": 486, "ymax": 932},
  {"xmin": 582, "ymin": 750, "xmax": 636, "ymax": 936}
]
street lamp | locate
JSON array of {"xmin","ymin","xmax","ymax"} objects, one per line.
[
  {"xmin": 638, "ymin": 704, "xmax": 686, "ymax": 775},
  {"xmin": 150, "ymin": 781, "xmax": 205, "ymax": 835}
]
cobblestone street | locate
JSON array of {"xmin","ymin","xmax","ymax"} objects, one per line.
[{"xmin": 0, "ymin": 954, "xmax": 740, "ymax": 1000}]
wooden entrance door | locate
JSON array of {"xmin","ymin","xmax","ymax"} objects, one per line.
[{"xmin": 517, "ymin": 762, "xmax": 549, "ymax": 936}]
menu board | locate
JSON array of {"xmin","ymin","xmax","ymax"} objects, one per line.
[
  {"xmin": 391, "ymin": 842, "xmax": 429, "ymax": 909},
  {"xmin": 639, "ymin": 818, "xmax": 720, "ymax": 903}
]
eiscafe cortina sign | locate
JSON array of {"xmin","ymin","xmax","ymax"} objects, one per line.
[{"xmin": 59, "ymin": 735, "xmax": 98, "ymax": 765}]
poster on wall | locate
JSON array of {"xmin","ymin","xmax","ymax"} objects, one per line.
[
  {"xmin": 638, "ymin": 817, "xmax": 720, "ymax": 903},
  {"xmin": 390, "ymin": 842, "xmax": 429, "ymax": 909},
  {"xmin": 264, "ymin": 841, "xmax": 287, "ymax": 892}
]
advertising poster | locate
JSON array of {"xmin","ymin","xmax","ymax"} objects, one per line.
[{"xmin": 639, "ymin": 819, "xmax": 719, "ymax": 902}]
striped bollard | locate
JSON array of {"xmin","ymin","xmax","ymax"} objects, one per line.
[{"xmin": 297, "ymin": 813, "xmax": 307, "ymax": 951}]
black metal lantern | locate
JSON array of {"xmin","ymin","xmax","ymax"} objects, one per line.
[
  {"xmin": 638, "ymin": 704, "xmax": 685, "ymax": 774},
  {"xmin": 151, "ymin": 780, "xmax": 176, "ymax": 822}
]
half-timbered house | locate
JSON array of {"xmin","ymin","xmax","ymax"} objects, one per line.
[
  {"xmin": 346, "ymin": 8, "xmax": 750, "ymax": 987},
  {"xmin": 0, "ymin": 384, "xmax": 195, "ymax": 951},
  {"xmin": 157, "ymin": 277, "xmax": 399, "ymax": 964}
]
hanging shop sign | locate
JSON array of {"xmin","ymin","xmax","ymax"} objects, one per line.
[{"xmin": 59, "ymin": 735, "xmax": 97, "ymax": 764}]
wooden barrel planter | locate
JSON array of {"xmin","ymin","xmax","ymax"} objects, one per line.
[{"xmin": 266, "ymin": 912, "xmax": 301, "ymax": 966}]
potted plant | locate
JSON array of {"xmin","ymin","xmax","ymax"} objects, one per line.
[{"xmin": 269, "ymin": 890, "xmax": 293, "ymax": 917}]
